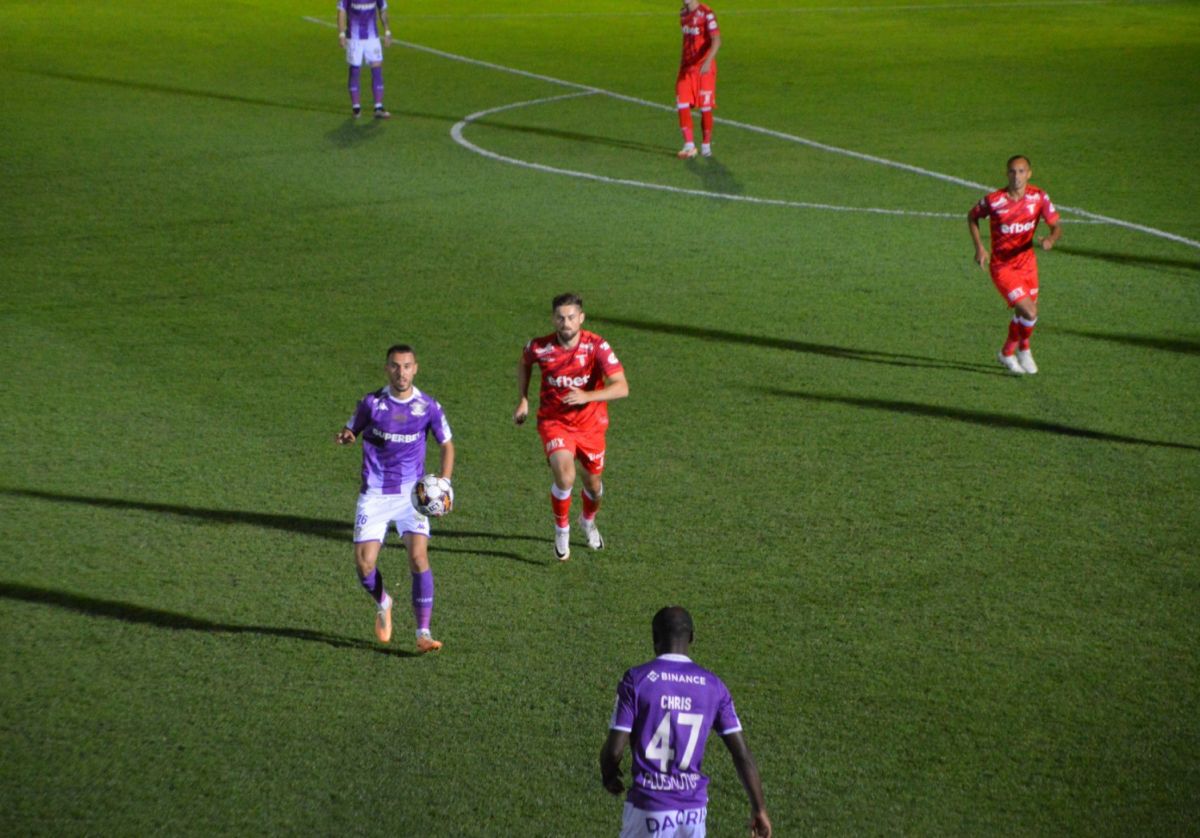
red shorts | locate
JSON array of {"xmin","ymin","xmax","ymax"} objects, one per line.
[
  {"xmin": 676, "ymin": 66, "xmax": 717, "ymax": 110},
  {"xmin": 538, "ymin": 420, "xmax": 607, "ymax": 475},
  {"xmin": 991, "ymin": 259, "xmax": 1039, "ymax": 307}
]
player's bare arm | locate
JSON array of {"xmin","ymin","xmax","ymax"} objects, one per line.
[
  {"xmin": 722, "ymin": 730, "xmax": 772, "ymax": 838},
  {"xmin": 337, "ymin": 7, "xmax": 347, "ymax": 46},
  {"xmin": 438, "ymin": 440, "xmax": 455, "ymax": 482},
  {"xmin": 379, "ymin": 7, "xmax": 392, "ymax": 46},
  {"xmin": 701, "ymin": 33, "xmax": 721, "ymax": 74},
  {"xmin": 968, "ymin": 216, "xmax": 989, "ymax": 269},
  {"xmin": 513, "ymin": 358, "xmax": 532, "ymax": 425},
  {"xmin": 1041, "ymin": 220, "xmax": 1062, "ymax": 251},
  {"xmin": 562, "ymin": 370, "xmax": 629, "ymax": 406},
  {"xmin": 599, "ymin": 730, "xmax": 629, "ymax": 795},
  {"xmin": 335, "ymin": 427, "xmax": 356, "ymax": 445}
]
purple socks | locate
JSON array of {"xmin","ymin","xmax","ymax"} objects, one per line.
[
  {"xmin": 358, "ymin": 567, "xmax": 385, "ymax": 604},
  {"xmin": 347, "ymin": 65, "xmax": 361, "ymax": 108},
  {"xmin": 412, "ymin": 570, "xmax": 433, "ymax": 631},
  {"xmin": 370, "ymin": 66, "xmax": 384, "ymax": 108}
]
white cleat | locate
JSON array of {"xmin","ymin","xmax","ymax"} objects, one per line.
[
  {"xmin": 677, "ymin": 145, "xmax": 698, "ymax": 159},
  {"xmin": 700, "ymin": 143, "xmax": 712, "ymax": 157},
  {"xmin": 1016, "ymin": 348, "xmax": 1038, "ymax": 375},
  {"xmin": 997, "ymin": 350, "xmax": 1025, "ymax": 375},
  {"xmin": 578, "ymin": 515, "xmax": 605, "ymax": 551},
  {"xmin": 554, "ymin": 527, "xmax": 571, "ymax": 561}
]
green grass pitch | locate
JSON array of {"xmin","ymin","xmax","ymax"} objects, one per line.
[{"xmin": 1, "ymin": 0, "xmax": 1198, "ymax": 833}]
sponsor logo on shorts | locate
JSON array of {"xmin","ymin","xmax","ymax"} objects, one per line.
[
  {"xmin": 1007, "ymin": 287, "xmax": 1025, "ymax": 302},
  {"xmin": 1000, "ymin": 221, "xmax": 1036, "ymax": 234},
  {"xmin": 545, "ymin": 437, "xmax": 566, "ymax": 453},
  {"xmin": 642, "ymin": 807, "xmax": 707, "ymax": 832}
]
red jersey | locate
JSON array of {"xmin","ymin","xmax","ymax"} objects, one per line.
[
  {"xmin": 969, "ymin": 185, "xmax": 1060, "ymax": 263},
  {"xmin": 680, "ymin": 3, "xmax": 719, "ymax": 71},
  {"xmin": 523, "ymin": 329, "xmax": 623, "ymax": 427}
]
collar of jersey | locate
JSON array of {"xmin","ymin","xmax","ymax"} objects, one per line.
[
  {"xmin": 656, "ymin": 653, "xmax": 692, "ymax": 662},
  {"xmin": 385, "ymin": 386, "xmax": 422, "ymax": 405}
]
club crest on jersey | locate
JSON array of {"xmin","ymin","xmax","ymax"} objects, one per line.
[{"xmin": 410, "ymin": 401, "xmax": 427, "ymax": 417}]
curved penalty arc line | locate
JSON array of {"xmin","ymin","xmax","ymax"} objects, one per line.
[{"xmin": 452, "ymin": 93, "xmax": 971, "ymax": 220}]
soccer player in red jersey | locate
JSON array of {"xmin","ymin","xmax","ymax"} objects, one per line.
[
  {"xmin": 514, "ymin": 293, "xmax": 629, "ymax": 561},
  {"xmin": 968, "ymin": 155, "xmax": 1062, "ymax": 375},
  {"xmin": 676, "ymin": 0, "xmax": 722, "ymax": 159}
]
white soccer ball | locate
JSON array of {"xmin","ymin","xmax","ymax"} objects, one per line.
[{"xmin": 411, "ymin": 474, "xmax": 454, "ymax": 518}]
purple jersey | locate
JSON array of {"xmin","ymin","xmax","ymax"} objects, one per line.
[
  {"xmin": 346, "ymin": 387, "xmax": 451, "ymax": 494},
  {"xmin": 610, "ymin": 654, "xmax": 742, "ymax": 811},
  {"xmin": 338, "ymin": 0, "xmax": 386, "ymax": 40}
]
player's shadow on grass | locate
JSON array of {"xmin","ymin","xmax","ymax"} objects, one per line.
[
  {"xmin": 0, "ymin": 581, "xmax": 418, "ymax": 658},
  {"xmin": 23, "ymin": 68, "xmax": 343, "ymax": 116},
  {"xmin": 761, "ymin": 388, "xmax": 1200, "ymax": 452},
  {"xmin": 1, "ymin": 489, "xmax": 546, "ymax": 564},
  {"xmin": 1056, "ymin": 328, "xmax": 1200, "ymax": 356},
  {"xmin": 684, "ymin": 155, "xmax": 744, "ymax": 195},
  {"xmin": 465, "ymin": 118, "xmax": 667, "ymax": 155},
  {"xmin": 1056, "ymin": 245, "xmax": 1200, "ymax": 275},
  {"xmin": 594, "ymin": 315, "xmax": 1005, "ymax": 376},
  {"xmin": 327, "ymin": 117, "xmax": 387, "ymax": 147}
]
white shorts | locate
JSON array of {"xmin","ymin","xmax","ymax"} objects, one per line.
[
  {"xmin": 620, "ymin": 803, "xmax": 706, "ymax": 838},
  {"xmin": 354, "ymin": 489, "xmax": 429, "ymax": 544},
  {"xmin": 345, "ymin": 37, "xmax": 383, "ymax": 67}
]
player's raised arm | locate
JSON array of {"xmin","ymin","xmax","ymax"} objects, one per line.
[
  {"xmin": 514, "ymin": 355, "xmax": 532, "ymax": 425},
  {"xmin": 722, "ymin": 730, "xmax": 771, "ymax": 838},
  {"xmin": 599, "ymin": 729, "xmax": 629, "ymax": 796}
]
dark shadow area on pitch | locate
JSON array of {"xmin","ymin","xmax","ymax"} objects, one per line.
[
  {"xmin": 467, "ymin": 118, "xmax": 667, "ymax": 155},
  {"xmin": 326, "ymin": 117, "xmax": 386, "ymax": 147},
  {"xmin": 0, "ymin": 582, "xmax": 418, "ymax": 658},
  {"xmin": 389, "ymin": 542, "xmax": 546, "ymax": 566},
  {"xmin": 1056, "ymin": 328, "xmax": 1200, "ymax": 356},
  {"xmin": 593, "ymin": 315, "xmax": 1006, "ymax": 376},
  {"xmin": 22, "ymin": 68, "xmax": 343, "ymax": 116},
  {"xmin": 2, "ymin": 489, "xmax": 550, "ymax": 555},
  {"xmin": 1056, "ymin": 245, "xmax": 1200, "ymax": 275},
  {"xmin": 760, "ymin": 388, "xmax": 1200, "ymax": 452},
  {"xmin": 684, "ymin": 155, "xmax": 744, "ymax": 195}
]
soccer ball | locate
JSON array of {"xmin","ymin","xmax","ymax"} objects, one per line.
[{"xmin": 411, "ymin": 474, "xmax": 454, "ymax": 517}]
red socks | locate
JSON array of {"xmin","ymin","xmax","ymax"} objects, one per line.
[
  {"xmin": 678, "ymin": 107, "xmax": 694, "ymax": 145},
  {"xmin": 701, "ymin": 109, "xmax": 713, "ymax": 144}
]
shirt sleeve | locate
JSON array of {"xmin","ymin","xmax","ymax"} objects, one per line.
[
  {"xmin": 597, "ymin": 339, "xmax": 624, "ymax": 377},
  {"xmin": 347, "ymin": 395, "xmax": 372, "ymax": 436},
  {"xmin": 968, "ymin": 196, "xmax": 989, "ymax": 221},
  {"xmin": 713, "ymin": 680, "xmax": 743, "ymax": 736},
  {"xmin": 429, "ymin": 399, "xmax": 453, "ymax": 444},
  {"xmin": 521, "ymin": 340, "xmax": 538, "ymax": 367},
  {"xmin": 1041, "ymin": 193, "xmax": 1060, "ymax": 225},
  {"xmin": 610, "ymin": 672, "xmax": 636, "ymax": 732},
  {"xmin": 707, "ymin": 10, "xmax": 720, "ymax": 35}
]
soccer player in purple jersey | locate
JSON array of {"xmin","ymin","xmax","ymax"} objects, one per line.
[
  {"xmin": 336, "ymin": 0, "xmax": 393, "ymax": 119},
  {"xmin": 335, "ymin": 345, "xmax": 454, "ymax": 652},
  {"xmin": 601, "ymin": 607, "xmax": 771, "ymax": 838}
]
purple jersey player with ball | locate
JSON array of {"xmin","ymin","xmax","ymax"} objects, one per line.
[
  {"xmin": 335, "ymin": 344, "xmax": 454, "ymax": 653},
  {"xmin": 601, "ymin": 607, "xmax": 771, "ymax": 837}
]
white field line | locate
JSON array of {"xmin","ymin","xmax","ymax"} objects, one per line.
[
  {"xmin": 305, "ymin": 17, "xmax": 1197, "ymax": 247},
  {"xmin": 452, "ymin": 93, "xmax": 964, "ymax": 217},
  {"xmin": 358, "ymin": 0, "xmax": 1147, "ymax": 21}
]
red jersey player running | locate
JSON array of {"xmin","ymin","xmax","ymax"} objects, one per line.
[
  {"xmin": 968, "ymin": 155, "xmax": 1062, "ymax": 375},
  {"xmin": 676, "ymin": 0, "xmax": 721, "ymax": 159},
  {"xmin": 514, "ymin": 293, "xmax": 629, "ymax": 561}
]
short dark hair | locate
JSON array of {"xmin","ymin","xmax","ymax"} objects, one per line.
[
  {"xmin": 385, "ymin": 343, "xmax": 415, "ymax": 360},
  {"xmin": 552, "ymin": 292, "xmax": 584, "ymax": 311},
  {"xmin": 1006, "ymin": 154, "xmax": 1031, "ymax": 168},
  {"xmin": 652, "ymin": 606, "xmax": 694, "ymax": 645}
]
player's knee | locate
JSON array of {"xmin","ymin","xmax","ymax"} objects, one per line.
[{"xmin": 354, "ymin": 547, "xmax": 378, "ymax": 574}]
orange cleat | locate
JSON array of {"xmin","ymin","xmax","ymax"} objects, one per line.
[
  {"xmin": 416, "ymin": 632, "xmax": 443, "ymax": 653},
  {"xmin": 374, "ymin": 602, "xmax": 393, "ymax": 643}
]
